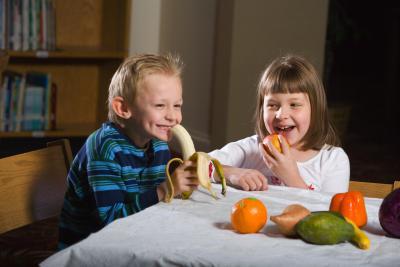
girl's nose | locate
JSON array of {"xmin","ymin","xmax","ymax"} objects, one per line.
[{"xmin": 276, "ymin": 107, "xmax": 289, "ymax": 119}]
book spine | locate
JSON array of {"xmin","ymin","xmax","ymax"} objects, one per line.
[
  {"xmin": 15, "ymin": 74, "xmax": 25, "ymax": 131},
  {"xmin": 0, "ymin": 0, "xmax": 5, "ymax": 49},
  {"xmin": 50, "ymin": 81, "xmax": 56, "ymax": 130},
  {"xmin": 21, "ymin": 0, "xmax": 29, "ymax": 51}
]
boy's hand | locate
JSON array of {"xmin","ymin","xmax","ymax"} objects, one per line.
[
  {"xmin": 171, "ymin": 160, "xmax": 199, "ymax": 196},
  {"xmin": 222, "ymin": 165, "xmax": 268, "ymax": 191},
  {"xmin": 259, "ymin": 136, "xmax": 307, "ymax": 189}
]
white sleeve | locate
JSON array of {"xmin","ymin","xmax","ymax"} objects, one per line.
[
  {"xmin": 320, "ymin": 147, "xmax": 350, "ymax": 193},
  {"xmin": 208, "ymin": 135, "xmax": 260, "ymax": 168}
]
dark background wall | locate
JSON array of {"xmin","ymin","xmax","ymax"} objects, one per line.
[{"xmin": 324, "ymin": 0, "xmax": 400, "ymax": 183}]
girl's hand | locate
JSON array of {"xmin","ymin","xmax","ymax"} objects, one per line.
[
  {"xmin": 259, "ymin": 135, "xmax": 307, "ymax": 189},
  {"xmin": 222, "ymin": 165, "xmax": 268, "ymax": 191},
  {"xmin": 171, "ymin": 160, "xmax": 199, "ymax": 196}
]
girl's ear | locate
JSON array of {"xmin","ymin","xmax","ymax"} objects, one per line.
[{"xmin": 111, "ymin": 96, "xmax": 132, "ymax": 119}]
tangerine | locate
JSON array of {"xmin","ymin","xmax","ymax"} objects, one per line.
[
  {"xmin": 231, "ymin": 197, "xmax": 267, "ymax": 234},
  {"xmin": 262, "ymin": 134, "xmax": 289, "ymax": 156}
]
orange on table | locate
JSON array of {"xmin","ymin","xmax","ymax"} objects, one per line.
[{"xmin": 231, "ymin": 197, "xmax": 267, "ymax": 234}]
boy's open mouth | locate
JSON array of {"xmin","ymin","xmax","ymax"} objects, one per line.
[{"xmin": 158, "ymin": 125, "xmax": 173, "ymax": 131}]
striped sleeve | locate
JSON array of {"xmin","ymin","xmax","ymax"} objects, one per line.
[{"xmin": 87, "ymin": 159, "xmax": 159, "ymax": 225}]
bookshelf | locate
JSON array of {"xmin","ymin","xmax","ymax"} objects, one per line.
[{"xmin": 1, "ymin": 0, "xmax": 131, "ymax": 138}]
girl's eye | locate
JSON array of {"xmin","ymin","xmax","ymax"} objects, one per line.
[
  {"xmin": 267, "ymin": 103, "xmax": 278, "ymax": 109},
  {"xmin": 155, "ymin": 104, "xmax": 165, "ymax": 108},
  {"xmin": 291, "ymin": 103, "xmax": 302, "ymax": 108},
  {"xmin": 174, "ymin": 104, "xmax": 182, "ymax": 108}
]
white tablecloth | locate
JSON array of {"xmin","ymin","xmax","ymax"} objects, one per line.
[{"xmin": 41, "ymin": 184, "xmax": 398, "ymax": 267}]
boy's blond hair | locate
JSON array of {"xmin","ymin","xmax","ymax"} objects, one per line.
[
  {"xmin": 107, "ymin": 53, "xmax": 183, "ymax": 126},
  {"xmin": 254, "ymin": 55, "xmax": 340, "ymax": 150}
]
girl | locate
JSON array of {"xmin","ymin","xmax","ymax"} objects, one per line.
[{"xmin": 209, "ymin": 55, "xmax": 349, "ymax": 193}]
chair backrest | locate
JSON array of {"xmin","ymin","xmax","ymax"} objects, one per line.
[
  {"xmin": 0, "ymin": 139, "xmax": 72, "ymax": 234},
  {"xmin": 349, "ymin": 180, "xmax": 400, "ymax": 199}
]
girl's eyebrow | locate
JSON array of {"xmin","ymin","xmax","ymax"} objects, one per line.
[
  {"xmin": 266, "ymin": 97, "xmax": 303, "ymax": 102},
  {"xmin": 287, "ymin": 96, "xmax": 306, "ymax": 101}
]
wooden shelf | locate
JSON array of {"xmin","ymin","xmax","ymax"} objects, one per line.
[
  {"xmin": 0, "ymin": 124, "xmax": 97, "ymax": 138},
  {"xmin": 8, "ymin": 50, "xmax": 127, "ymax": 60},
  {"xmin": 1, "ymin": 0, "xmax": 130, "ymax": 141},
  {"xmin": 0, "ymin": 129, "xmax": 93, "ymax": 138}
]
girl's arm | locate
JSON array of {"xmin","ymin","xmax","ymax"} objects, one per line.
[
  {"xmin": 213, "ymin": 165, "xmax": 268, "ymax": 191},
  {"xmin": 208, "ymin": 136, "xmax": 268, "ymax": 191}
]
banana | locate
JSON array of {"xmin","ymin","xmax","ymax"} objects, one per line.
[{"xmin": 164, "ymin": 124, "xmax": 227, "ymax": 203}]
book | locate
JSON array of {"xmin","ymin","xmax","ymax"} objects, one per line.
[
  {"xmin": 14, "ymin": 73, "xmax": 26, "ymax": 131},
  {"xmin": 0, "ymin": 71, "xmax": 23, "ymax": 131},
  {"xmin": 25, "ymin": 71, "xmax": 51, "ymax": 130},
  {"xmin": 50, "ymin": 81, "xmax": 56, "ymax": 130},
  {"xmin": 0, "ymin": 75, "xmax": 9, "ymax": 130},
  {"xmin": 22, "ymin": 0, "xmax": 29, "ymax": 51},
  {"xmin": 0, "ymin": 0, "xmax": 5, "ymax": 49},
  {"xmin": 29, "ymin": 0, "xmax": 38, "ymax": 50},
  {"xmin": 22, "ymin": 85, "xmax": 44, "ymax": 131}
]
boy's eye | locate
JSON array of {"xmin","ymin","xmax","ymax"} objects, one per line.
[
  {"xmin": 174, "ymin": 104, "xmax": 182, "ymax": 108},
  {"xmin": 155, "ymin": 104, "xmax": 165, "ymax": 108}
]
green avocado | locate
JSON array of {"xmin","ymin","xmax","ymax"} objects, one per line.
[{"xmin": 295, "ymin": 211, "xmax": 355, "ymax": 245}]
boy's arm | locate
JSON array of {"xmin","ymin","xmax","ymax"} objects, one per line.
[
  {"xmin": 157, "ymin": 182, "xmax": 168, "ymax": 201},
  {"xmin": 87, "ymin": 160, "xmax": 160, "ymax": 225}
]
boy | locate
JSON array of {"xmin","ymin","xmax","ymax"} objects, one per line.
[{"xmin": 58, "ymin": 54, "xmax": 199, "ymax": 249}]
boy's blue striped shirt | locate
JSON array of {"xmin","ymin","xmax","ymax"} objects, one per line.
[{"xmin": 58, "ymin": 122, "xmax": 171, "ymax": 249}]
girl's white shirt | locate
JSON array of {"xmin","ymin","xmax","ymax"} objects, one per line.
[{"xmin": 208, "ymin": 135, "xmax": 350, "ymax": 193}]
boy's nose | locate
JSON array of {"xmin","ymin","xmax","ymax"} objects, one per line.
[{"xmin": 166, "ymin": 109, "xmax": 179, "ymax": 121}]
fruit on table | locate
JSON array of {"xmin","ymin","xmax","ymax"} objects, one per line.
[
  {"xmin": 329, "ymin": 191, "xmax": 367, "ymax": 227},
  {"xmin": 296, "ymin": 211, "xmax": 354, "ymax": 245},
  {"xmin": 231, "ymin": 197, "xmax": 267, "ymax": 234},
  {"xmin": 164, "ymin": 124, "xmax": 227, "ymax": 202},
  {"xmin": 379, "ymin": 188, "xmax": 400, "ymax": 238},
  {"xmin": 262, "ymin": 134, "xmax": 288, "ymax": 156},
  {"xmin": 270, "ymin": 204, "xmax": 310, "ymax": 236},
  {"xmin": 295, "ymin": 211, "xmax": 370, "ymax": 249}
]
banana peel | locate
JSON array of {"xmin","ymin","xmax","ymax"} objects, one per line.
[{"xmin": 164, "ymin": 124, "xmax": 227, "ymax": 203}]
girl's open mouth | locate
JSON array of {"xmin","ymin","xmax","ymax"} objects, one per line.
[{"xmin": 274, "ymin": 126, "xmax": 295, "ymax": 134}]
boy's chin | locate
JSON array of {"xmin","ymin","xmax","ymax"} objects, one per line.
[{"xmin": 155, "ymin": 133, "xmax": 170, "ymax": 142}]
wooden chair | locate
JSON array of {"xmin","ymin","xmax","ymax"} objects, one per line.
[
  {"xmin": 0, "ymin": 139, "xmax": 72, "ymax": 267},
  {"xmin": 0, "ymin": 139, "xmax": 72, "ymax": 234},
  {"xmin": 349, "ymin": 180, "xmax": 400, "ymax": 198}
]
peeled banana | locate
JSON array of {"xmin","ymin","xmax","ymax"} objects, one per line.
[{"xmin": 164, "ymin": 124, "xmax": 227, "ymax": 203}]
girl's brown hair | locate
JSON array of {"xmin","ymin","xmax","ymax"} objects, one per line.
[
  {"xmin": 254, "ymin": 55, "xmax": 340, "ymax": 150},
  {"xmin": 107, "ymin": 53, "xmax": 183, "ymax": 126}
]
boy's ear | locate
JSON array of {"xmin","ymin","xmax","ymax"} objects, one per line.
[{"xmin": 111, "ymin": 96, "xmax": 132, "ymax": 119}]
